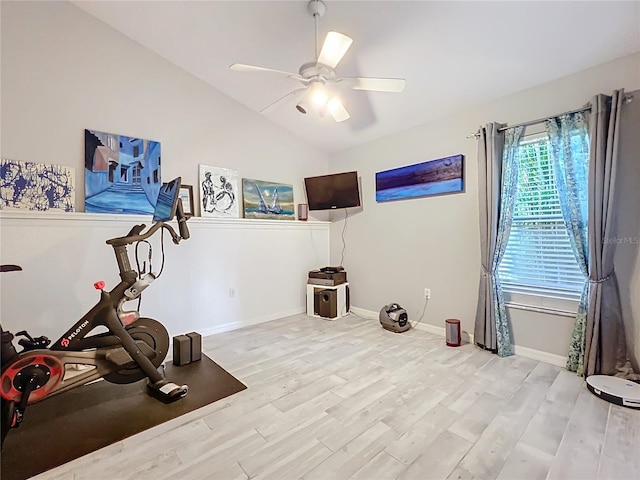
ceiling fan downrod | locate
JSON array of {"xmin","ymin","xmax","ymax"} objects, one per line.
[{"xmin": 308, "ymin": 0, "xmax": 327, "ymax": 62}]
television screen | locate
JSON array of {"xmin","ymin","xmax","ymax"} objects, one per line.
[
  {"xmin": 153, "ymin": 177, "xmax": 181, "ymax": 221},
  {"xmin": 304, "ymin": 171, "xmax": 361, "ymax": 211}
]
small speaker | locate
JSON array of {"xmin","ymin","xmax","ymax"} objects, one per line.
[
  {"xmin": 445, "ymin": 319, "xmax": 461, "ymax": 347},
  {"xmin": 298, "ymin": 203, "xmax": 308, "ymax": 221},
  {"xmin": 317, "ymin": 289, "xmax": 338, "ymax": 318}
]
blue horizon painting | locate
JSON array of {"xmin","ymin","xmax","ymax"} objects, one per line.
[
  {"xmin": 376, "ymin": 154, "xmax": 464, "ymax": 202},
  {"xmin": 84, "ymin": 129, "xmax": 161, "ymax": 215}
]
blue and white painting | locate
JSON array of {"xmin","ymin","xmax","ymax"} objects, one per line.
[
  {"xmin": 242, "ymin": 178, "xmax": 295, "ymax": 220},
  {"xmin": 84, "ymin": 129, "xmax": 161, "ymax": 214},
  {"xmin": 0, "ymin": 159, "xmax": 75, "ymax": 212},
  {"xmin": 376, "ymin": 154, "xmax": 464, "ymax": 202}
]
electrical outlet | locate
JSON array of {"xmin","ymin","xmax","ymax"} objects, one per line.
[
  {"xmin": 424, "ymin": 288, "xmax": 431, "ymax": 299},
  {"xmin": 229, "ymin": 288, "xmax": 235, "ymax": 298}
]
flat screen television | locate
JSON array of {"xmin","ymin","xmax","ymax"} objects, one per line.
[{"xmin": 304, "ymin": 171, "xmax": 361, "ymax": 211}]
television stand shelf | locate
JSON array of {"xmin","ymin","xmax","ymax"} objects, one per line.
[{"xmin": 306, "ymin": 283, "xmax": 349, "ymax": 320}]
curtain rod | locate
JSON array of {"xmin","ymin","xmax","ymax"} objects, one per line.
[
  {"xmin": 466, "ymin": 93, "xmax": 634, "ymax": 139},
  {"xmin": 497, "ymin": 105, "xmax": 591, "ymax": 132},
  {"xmin": 465, "ymin": 105, "xmax": 590, "ymax": 139}
]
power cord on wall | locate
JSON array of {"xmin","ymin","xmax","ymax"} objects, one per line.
[
  {"xmin": 410, "ymin": 297, "xmax": 429, "ymax": 329},
  {"xmin": 339, "ymin": 208, "xmax": 348, "ymax": 267}
]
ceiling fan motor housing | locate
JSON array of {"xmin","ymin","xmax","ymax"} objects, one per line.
[
  {"xmin": 299, "ymin": 62, "xmax": 335, "ymax": 83},
  {"xmin": 308, "ymin": 0, "xmax": 326, "ymax": 18}
]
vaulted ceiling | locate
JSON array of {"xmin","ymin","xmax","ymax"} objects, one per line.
[{"xmin": 73, "ymin": 1, "xmax": 640, "ymax": 154}]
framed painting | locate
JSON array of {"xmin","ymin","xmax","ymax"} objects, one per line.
[
  {"xmin": 375, "ymin": 154, "xmax": 464, "ymax": 202},
  {"xmin": 178, "ymin": 184, "xmax": 195, "ymax": 217},
  {"xmin": 199, "ymin": 165, "xmax": 240, "ymax": 218},
  {"xmin": 84, "ymin": 129, "xmax": 161, "ymax": 215},
  {"xmin": 1, "ymin": 159, "xmax": 75, "ymax": 212},
  {"xmin": 242, "ymin": 178, "xmax": 295, "ymax": 220}
]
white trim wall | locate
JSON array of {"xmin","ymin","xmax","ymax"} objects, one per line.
[{"xmin": 0, "ymin": 212, "xmax": 330, "ymax": 341}]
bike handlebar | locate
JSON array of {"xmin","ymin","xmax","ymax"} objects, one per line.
[
  {"xmin": 106, "ymin": 201, "xmax": 190, "ymax": 247},
  {"xmin": 106, "ymin": 222, "xmax": 180, "ymax": 247}
]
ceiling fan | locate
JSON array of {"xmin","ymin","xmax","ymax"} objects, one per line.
[{"xmin": 229, "ymin": 0, "xmax": 406, "ymax": 122}]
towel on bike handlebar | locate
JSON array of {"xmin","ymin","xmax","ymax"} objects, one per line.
[{"xmin": 0, "ymin": 355, "xmax": 246, "ymax": 480}]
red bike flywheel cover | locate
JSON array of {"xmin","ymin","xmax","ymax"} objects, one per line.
[{"xmin": 1, "ymin": 353, "xmax": 64, "ymax": 403}]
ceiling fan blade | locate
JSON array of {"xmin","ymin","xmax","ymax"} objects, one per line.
[
  {"xmin": 327, "ymin": 98, "xmax": 350, "ymax": 123},
  {"xmin": 230, "ymin": 63, "xmax": 305, "ymax": 82},
  {"xmin": 317, "ymin": 31, "xmax": 353, "ymax": 68},
  {"xmin": 338, "ymin": 77, "xmax": 406, "ymax": 93},
  {"xmin": 260, "ymin": 87, "xmax": 307, "ymax": 113}
]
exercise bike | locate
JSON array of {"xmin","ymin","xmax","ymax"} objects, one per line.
[{"xmin": 1, "ymin": 177, "xmax": 190, "ymax": 447}]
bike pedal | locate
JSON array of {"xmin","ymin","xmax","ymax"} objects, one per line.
[
  {"xmin": 11, "ymin": 409, "xmax": 24, "ymax": 428},
  {"xmin": 147, "ymin": 381, "xmax": 188, "ymax": 404}
]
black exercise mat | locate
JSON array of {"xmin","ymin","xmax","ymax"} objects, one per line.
[{"xmin": 1, "ymin": 354, "xmax": 246, "ymax": 480}]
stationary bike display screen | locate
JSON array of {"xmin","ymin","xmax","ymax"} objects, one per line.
[{"xmin": 152, "ymin": 177, "xmax": 181, "ymax": 222}]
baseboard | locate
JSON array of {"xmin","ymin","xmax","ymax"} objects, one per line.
[
  {"xmin": 349, "ymin": 306, "xmax": 377, "ymax": 319},
  {"xmin": 197, "ymin": 307, "xmax": 306, "ymax": 337},
  {"xmin": 350, "ymin": 306, "xmax": 568, "ymax": 368},
  {"xmin": 351, "ymin": 306, "xmax": 475, "ymax": 342},
  {"xmin": 166, "ymin": 307, "xmax": 306, "ymax": 363},
  {"xmin": 512, "ymin": 345, "xmax": 567, "ymax": 368}
]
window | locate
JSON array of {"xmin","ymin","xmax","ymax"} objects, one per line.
[
  {"xmin": 498, "ymin": 135, "xmax": 588, "ymax": 311},
  {"xmin": 132, "ymin": 164, "xmax": 141, "ymax": 184}
]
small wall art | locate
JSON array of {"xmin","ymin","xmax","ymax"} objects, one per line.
[
  {"xmin": 199, "ymin": 165, "xmax": 240, "ymax": 218},
  {"xmin": 1, "ymin": 159, "xmax": 75, "ymax": 212},
  {"xmin": 375, "ymin": 154, "xmax": 464, "ymax": 202},
  {"xmin": 84, "ymin": 129, "xmax": 161, "ymax": 214},
  {"xmin": 178, "ymin": 184, "xmax": 195, "ymax": 217},
  {"xmin": 242, "ymin": 178, "xmax": 295, "ymax": 220}
]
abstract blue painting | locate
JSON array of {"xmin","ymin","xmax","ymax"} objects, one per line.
[
  {"xmin": 242, "ymin": 178, "xmax": 295, "ymax": 220},
  {"xmin": 84, "ymin": 129, "xmax": 161, "ymax": 214},
  {"xmin": 376, "ymin": 154, "xmax": 464, "ymax": 202},
  {"xmin": 1, "ymin": 159, "xmax": 75, "ymax": 212}
]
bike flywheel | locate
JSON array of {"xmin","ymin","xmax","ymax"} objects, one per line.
[
  {"xmin": 0, "ymin": 353, "xmax": 64, "ymax": 403},
  {"xmin": 103, "ymin": 317, "xmax": 170, "ymax": 384}
]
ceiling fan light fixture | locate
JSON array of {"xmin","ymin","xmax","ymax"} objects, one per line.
[
  {"xmin": 295, "ymin": 100, "xmax": 310, "ymax": 114},
  {"xmin": 230, "ymin": 0, "xmax": 405, "ymax": 123},
  {"xmin": 309, "ymin": 84, "xmax": 329, "ymax": 107}
]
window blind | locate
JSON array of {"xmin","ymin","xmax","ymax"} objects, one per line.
[{"xmin": 498, "ymin": 137, "xmax": 585, "ymax": 300}]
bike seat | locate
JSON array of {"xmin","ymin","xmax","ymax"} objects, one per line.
[{"xmin": 0, "ymin": 265, "xmax": 22, "ymax": 273}]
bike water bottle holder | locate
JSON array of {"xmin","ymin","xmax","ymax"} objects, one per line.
[{"xmin": 124, "ymin": 273, "xmax": 156, "ymax": 300}]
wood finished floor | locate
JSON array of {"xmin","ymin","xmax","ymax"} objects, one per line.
[{"xmin": 33, "ymin": 313, "xmax": 640, "ymax": 480}]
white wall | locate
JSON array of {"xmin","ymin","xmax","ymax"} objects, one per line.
[
  {"xmin": 330, "ymin": 53, "xmax": 640, "ymax": 362},
  {"xmin": 0, "ymin": 212, "xmax": 329, "ymax": 341},
  {"xmin": 0, "ymin": 0, "xmax": 330, "ymax": 210},
  {"xmin": 0, "ymin": 1, "xmax": 332, "ymax": 338}
]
